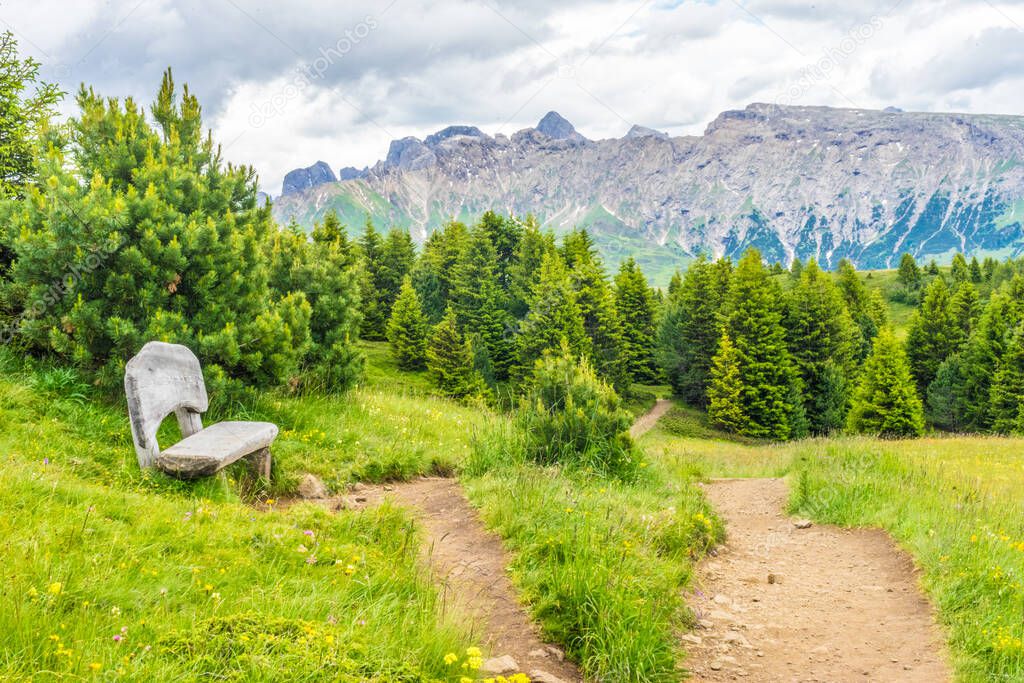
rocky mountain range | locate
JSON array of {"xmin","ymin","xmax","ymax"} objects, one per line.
[{"xmin": 272, "ymin": 104, "xmax": 1024, "ymax": 280}]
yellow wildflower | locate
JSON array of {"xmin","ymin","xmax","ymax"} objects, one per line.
[{"xmin": 48, "ymin": 582, "xmax": 63, "ymax": 595}]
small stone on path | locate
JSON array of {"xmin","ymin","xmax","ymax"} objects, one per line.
[
  {"xmin": 481, "ymin": 655, "xmax": 518, "ymax": 674},
  {"xmin": 530, "ymin": 670, "xmax": 569, "ymax": 683},
  {"xmin": 297, "ymin": 473, "xmax": 328, "ymax": 499},
  {"xmin": 681, "ymin": 634, "xmax": 703, "ymax": 645},
  {"xmin": 794, "ymin": 519, "xmax": 813, "ymax": 529}
]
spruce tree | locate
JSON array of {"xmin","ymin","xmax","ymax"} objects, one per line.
[
  {"xmin": 508, "ymin": 216, "xmax": 556, "ymax": 318},
  {"xmin": 789, "ymin": 257, "xmax": 804, "ymax": 282},
  {"xmin": 926, "ymin": 354, "xmax": 968, "ymax": 431},
  {"xmin": 450, "ymin": 226, "xmax": 515, "ymax": 380},
  {"xmin": 897, "ymin": 253, "xmax": 922, "ymax": 291},
  {"xmin": 951, "ymin": 253, "xmax": 970, "ymax": 284},
  {"xmin": 614, "ymin": 257, "xmax": 658, "ymax": 383},
  {"xmin": 958, "ymin": 289, "xmax": 1021, "ymax": 430},
  {"xmin": 717, "ymin": 249, "xmax": 804, "ymax": 440},
  {"xmin": 426, "ymin": 308, "xmax": 486, "ymax": 399},
  {"xmin": 847, "ymin": 328, "xmax": 925, "ymax": 437},
  {"xmin": 569, "ymin": 254, "xmax": 628, "ymax": 389},
  {"xmin": 357, "ymin": 221, "xmax": 387, "ymax": 339},
  {"xmin": 836, "ymin": 259, "xmax": 882, "ymax": 358},
  {"xmin": 969, "ymin": 256, "xmax": 983, "ymax": 283},
  {"xmin": 387, "ymin": 276, "xmax": 428, "ymax": 370},
  {"xmin": 516, "ymin": 252, "xmax": 588, "ymax": 380},
  {"xmin": 951, "ymin": 281, "xmax": 980, "ymax": 339},
  {"xmin": 476, "ymin": 211, "xmax": 522, "ymax": 293},
  {"xmin": 411, "ymin": 220, "xmax": 469, "ymax": 322},
  {"xmin": 906, "ymin": 277, "xmax": 963, "ymax": 392},
  {"xmin": 667, "ymin": 269, "xmax": 683, "ymax": 298},
  {"xmin": 989, "ymin": 326, "xmax": 1024, "ymax": 433},
  {"xmin": 785, "ymin": 259, "xmax": 859, "ymax": 434},
  {"xmin": 707, "ymin": 332, "xmax": 746, "ymax": 433},
  {"xmin": 379, "ymin": 228, "xmax": 416, "ymax": 308},
  {"xmin": 656, "ymin": 255, "xmax": 731, "ymax": 405}
]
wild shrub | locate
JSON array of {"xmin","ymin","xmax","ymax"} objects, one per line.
[{"xmin": 516, "ymin": 345, "xmax": 638, "ymax": 478}]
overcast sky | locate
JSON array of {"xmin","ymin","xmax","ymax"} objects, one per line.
[{"xmin": 3, "ymin": 0, "xmax": 1024, "ymax": 194}]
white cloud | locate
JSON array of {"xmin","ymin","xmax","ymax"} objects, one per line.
[{"xmin": 2, "ymin": 0, "xmax": 1023, "ymax": 194}]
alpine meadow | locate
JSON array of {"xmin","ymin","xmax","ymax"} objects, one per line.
[{"xmin": 3, "ymin": 4, "xmax": 1024, "ymax": 683}]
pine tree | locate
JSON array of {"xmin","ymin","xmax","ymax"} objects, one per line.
[
  {"xmin": 411, "ymin": 220, "xmax": 469, "ymax": 321},
  {"xmin": 717, "ymin": 249, "xmax": 804, "ymax": 440},
  {"xmin": 656, "ymin": 255, "xmax": 731, "ymax": 405},
  {"xmin": 958, "ymin": 288, "xmax": 1022, "ymax": 430},
  {"xmin": 926, "ymin": 354, "xmax": 968, "ymax": 431},
  {"xmin": 379, "ymin": 228, "xmax": 416, "ymax": 309},
  {"xmin": 982, "ymin": 257, "xmax": 998, "ymax": 282},
  {"xmin": 508, "ymin": 216, "xmax": 555, "ymax": 319},
  {"xmin": 0, "ymin": 32, "xmax": 61, "ymax": 200},
  {"xmin": 785, "ymin": 259, "xmax": 859, "ymax": 433},
  {"xmin": 951, "ymin": 253, "xmax": 970, "ymax": 284},
  {"xmin": 569, "ymin": 253, "xmax": 628, "ymax": 389},
  {"xmin": 357, "ymin": 221, "xmax": 388, "ymax": 339},
  {"xmin": 707, "ymin": 332, "xmax": 746, "ymax": 433},
  {"xmin": 614, "ymin": 257, "xmax": 658, "ymax": 383},
  {"xmin": 475, "ymin": 211, "xmax": 522, "ymax": 293},
  {"xmin": 1, "ymin": 70, "xmax": 317, "ymax": 389},
  {"xmin": 450, "ymin": 226, "xmax": 515, "ymax": 380},
  {"xmin": 847, "ymin": 328, "xmax": 925, "ymax": 437},
  {"xmin": 989, "ymin": 326, "xmax": 1024, "ymax": 433},
  {"xmin": 926, "ymin": 260, "xmax": 940, "ymax": 276},
  {"xmin": 906, "ymin": 277, "xmax": 963, "ymax": 392},
  {"xmin": 836, "ymin": 259, "xmax": 881, "ymax": 358},
  {"xmin": 387, "ymin": 276, "xmax": 428, "ymax": 370},
  {"xmin": 897, "ymin": 253, "xmax": 922, "ymax": 291},
  {"xmin": 969, "ymin": 256, "xmax": 983, "ymax": 283},
  {"xmin": 950, "ymin": 281, "xmax": 980, "ymax": 340},
  {"xmin": 666, "ymin": 269, "xmax": 683, "ymax": 298},
  {"xmin": 789, "ymin": 257, "xmax": 804, "ymax": 282},
  {"xmin": 516, "ymin": 252, "xmax": 588, "ymax": 380},
  {"xmin": 426, "ymin": 308, "xmax": 486, "ymax": 399}
]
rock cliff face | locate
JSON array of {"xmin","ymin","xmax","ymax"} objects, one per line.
[
  {"xmin": 281, "ymin": 160, "xmax": 336, "ymax": 196},
  {"xmin": 274, "ymin": 104, "xmax": 1024, "ymax": 273}
]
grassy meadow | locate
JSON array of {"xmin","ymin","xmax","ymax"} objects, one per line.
[{"xmin": 3, "ymin": 338, "xmax": 1024, "ymax": 682}]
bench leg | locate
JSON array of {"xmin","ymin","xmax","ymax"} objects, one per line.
[{"xmin": 248, "ymin": 447, "xmax": 272, "ymax": 480}]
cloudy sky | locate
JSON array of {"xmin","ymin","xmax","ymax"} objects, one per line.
[{"xmin": 3, "ymin": 0, "xmax": 1023, "ymax": 194}]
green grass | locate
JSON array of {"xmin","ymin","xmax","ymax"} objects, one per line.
[
  {"xmin": 462, "ymin": 426, "xmax": 722, "ymax": 682},
  {"xmin": 0, "ymin": 347, "xmax": 500, "ymax": 681},
  {"xmin": 643, "ymin": 406, "xmax": 1024, "ymax": 682}
]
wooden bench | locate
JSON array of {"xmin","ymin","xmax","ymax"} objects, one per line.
[{"xmin": 124, "ymin": 341, "xmax": 277, "ymax": 480}]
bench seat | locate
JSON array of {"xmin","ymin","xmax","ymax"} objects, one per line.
[{"xmin": 155, "ymin": 421, "xmax": 278, "ymax": 479}]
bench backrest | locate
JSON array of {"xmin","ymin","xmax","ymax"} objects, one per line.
[{"xmin": 124, "ymin": 341, "xmax": 209, "ymax": 468}]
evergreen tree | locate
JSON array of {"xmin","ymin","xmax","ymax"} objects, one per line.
[
  {"xmin": 666, "ymin": 269, "xmax": 683, "ymax": 298},
  {"xmin": 569, "ymin": 252, "xmax": 628, "ymax": 389},
  {"xmin": 989, "ymin": 326, "xmax": 1024, "ymax": 433},
  {"xmin": 1, "ymin": 70, "xmax": 315, "ymax": 389},
  {"xmin": 950, "ymin": 281, "xmax": 980, "ymax": 340},
  {"xmin": 426, "ymin": 308, "xmax": 486, "ymax": 399},
  {"xmin": 847, "ymin": 328, "xmax": 925, "ymax": 437},
  {"xmin": 717, "ymin": 249, "xmax": 805, "ymax": 440},
  {"xmin": 958, "ymin": 288, "xmax": 1022, "ymax": 430},
  {"xmin": 656, "ymin": 255, "xmax": 731, "ymax": 405},
  {"xmin": 982, "ymin": 257, "xmax": 998, "ymax": 282},
  {"xmin": 379, "ymin": 228, "xmax": 416, "ymax": 307},
  {"xmin": 926, "ymin": 260, "xmax": 940, "ymax": 276},
  {"xmin": 357, "ymin": 221, "xmax": 387, "ymax": 339},
  {"xmin": 785, "ymin": 259, "xmax": 859, "ymax": 433},
  {"xmin": 516, "ymin": 252, "xmax": 588, "ymax": 380},
  {"xmin": 789, "ymin": 257, "xmax": 804, "ymax": 282},
  {"xmin": 951, "ymin": 253, "xmax": 970, "ymax": 284},
  {"xmin": 0, "ymin": 32, "xmax": 61, "ymax": 200},
  {"xmin": 386, "ymin": 276, "xmax": 428, "ymax": 370},
  {"xmin": 897, "ymin": 253, "xmax": 922, "ymax": 291},
  {"xmin": 475, "ymin": 211, "xmax": 522, "ymax": 293},
  {"xmin": 969, "ymin": 256, "xmax": 983, "ymax": 283},
  {"xmin": 836, "ymin": 259, "xmax": 882, "ymax": 358},
  {"xmin": 508, "ymin": 216, "xmax": 555, "ymax": 318},
  {"xmin": 411, "ymin": 220, "xmax": 468, "ymax": 321},
  {"xmin": 926, "ymin": 354, "xmax": 968, "ymax": 431},
  {"xmin": 450, "ymin": 226, "xmax": 515, "ymax": 380},
  {"xmin": 707, "ymin": 332, "xmax": 746, "ymax": 433},
  {"xmin": 614, "ymin": 257, "xmax": 658, "ymax": 383},
  {"xmin": 906, "ymin": 277, "xmax": 963, "ymax": 392}
]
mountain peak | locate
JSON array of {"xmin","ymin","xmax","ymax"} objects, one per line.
[
  {"xmin": 626, "ymin": 124, "xmax": 669, "ymax": 140},
  {"xmin": 281, "ymin": 160, "xmax": 336, "ymax": 196},
  {"xmin": 536, "ymin": 111, "xmax": 587, "ymax": 142}
]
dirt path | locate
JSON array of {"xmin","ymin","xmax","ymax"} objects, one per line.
[
  {"xmin": 631, "ymin": 397, "xmax": 672, "ymax": 438},
  {"xmin": 685, "ymin": 478, "xmax": 951, "ymax": 682},
  {"xmin": 336, "ymin": 478, "xmax": 581, "ymax": 682}
]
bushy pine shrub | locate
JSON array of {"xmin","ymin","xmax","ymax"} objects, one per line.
[
  {"xmin": 0, "ymin": 70, "xmax": 362, "ymax": 391},
  {"xmin": 517, "ymin": 345, "xmax": 638, "ymax": 478}
]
